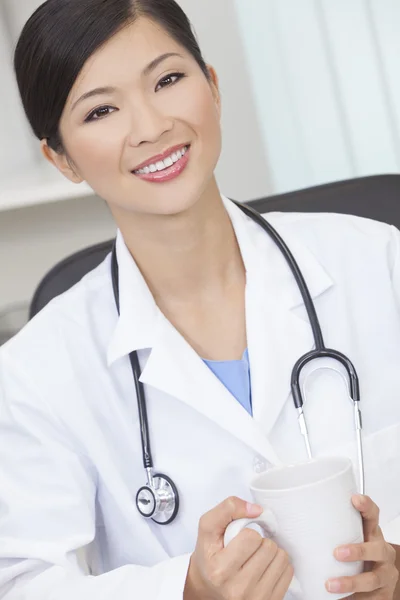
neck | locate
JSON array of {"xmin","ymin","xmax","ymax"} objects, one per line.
[{"xmin": 112, "ymin": 179, "xmax": 244, "ymax": 303}]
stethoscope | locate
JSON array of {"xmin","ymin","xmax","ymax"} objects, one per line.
[{"xmin": 111, "ymin": 201, "xmax": 365, "ymax": 525}]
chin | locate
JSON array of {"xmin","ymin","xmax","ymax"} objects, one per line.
[
  {"xmin": 103, "ymin": 167, "xmax": 217, "ymax": 218},
  {"xmin": 135, "ymin": 176, "xmax": 215, "ymax": 217},
  {"xmin": 145, "ymin": 191, "xmax": 202, "ymax": 216}
]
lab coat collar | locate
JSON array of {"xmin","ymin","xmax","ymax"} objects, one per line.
[
  {"xmin": 107, "ymin": 231, "xmax": 158, "ymax": 365},
  {"xmin": 222, "ymin": 197, "xmax": 333, "ymax": 310},
  {"xmin": 107, "ymin": 196, "xmax": 334, "ymax": 458},
  {"xmin": 220, "ymin": 197, "xmax": 334, "ymax": 437},
  {"xmin": 225, "ymin": 199, "xmax": 334, "ymax": 436}
]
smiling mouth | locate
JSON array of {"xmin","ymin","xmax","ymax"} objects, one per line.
[
  {"xmin": 131, "ymin": 144, "xmax": 191, "ymax": 183},
  {"xmin": 132, "ymin": 145, "xmax": 190, "ymax": 175}
]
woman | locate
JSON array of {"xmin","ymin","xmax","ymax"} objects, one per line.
[{"xmin": 0, "ymin": 0, "xmax": 399, "ymax": 598}]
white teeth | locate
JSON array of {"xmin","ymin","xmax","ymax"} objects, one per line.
[{"xmin": 134, "ymin": 145, "xmax": 189, "ymax": 175}]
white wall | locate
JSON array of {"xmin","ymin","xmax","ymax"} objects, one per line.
[
  {"xmin": 0, "ymin": 2, "xmax": 38, "ymax": 178},
  {"xmin": 234, "ymin": 0, "xmax": 400, "ymax": 193}
]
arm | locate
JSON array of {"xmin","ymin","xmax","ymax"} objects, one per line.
[
  {"xmin": 394, "ymin": 545, "xmax": 400, "ymax": 599},
  {"xmin": 0, "ymin": 356, "xmax": 291, "ymax": 600},
  {"xmin": 389, "ymin": 226, "xmax": 400, "ymax": 599},
  {"xmin": 0, "ymin": 356, "xmax": 190, "ymax": 600}
]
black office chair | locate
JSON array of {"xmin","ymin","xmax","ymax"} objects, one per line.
[{"xmin": 29, "ymin": 174, "xmax": 400, "ymax": 319}]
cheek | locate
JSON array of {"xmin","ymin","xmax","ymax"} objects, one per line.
[
  {"xmin": 178, "ymin": 82, "xmax": 221, "ymax": 146},
  {"xmin": 61, "ymin": 121, "xmax": 124, "ymax": 180}
]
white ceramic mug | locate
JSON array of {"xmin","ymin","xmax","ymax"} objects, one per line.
[{"xmin": 224, "ymin": 456, "xmax": 364, "ymax": 600}]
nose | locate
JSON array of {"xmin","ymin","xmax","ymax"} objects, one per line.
[{"xmin": 126, "ymin": 98, "xmax": 174, "ymax": 147}]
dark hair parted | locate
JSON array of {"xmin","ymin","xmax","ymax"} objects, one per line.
[{"xmin": 14, "ymin": 0, "xmax": 210, "ymax": 152}]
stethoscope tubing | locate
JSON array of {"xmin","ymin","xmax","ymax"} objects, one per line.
[
  {"xmin": 112, "ymin": 250, "xmax": 154, "ymax": 470},
  {"xmin": 235, "ymin": 202, "xmax": 364, "ymax": 494},
  {"xmin": 111, "ymin": 200, "xmax": 365, "ymax": 523}
]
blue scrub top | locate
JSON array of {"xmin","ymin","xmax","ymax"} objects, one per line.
[{"xmin": 203, "ymin": 349, "xmax": 252, "ymax": 415}]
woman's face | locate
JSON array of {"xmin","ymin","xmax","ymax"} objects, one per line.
[{"xmin": 47, "ymin": 17, "xmax": 222, "ymax": 217}]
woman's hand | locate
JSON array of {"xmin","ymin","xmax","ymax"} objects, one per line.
[
  {"xmin": 326, "ymin": 495, "xmax": 399, "ymax": 598},
  {"xmin": 184, "ymin": 497, "xmax": 293, "ymax": 600}
]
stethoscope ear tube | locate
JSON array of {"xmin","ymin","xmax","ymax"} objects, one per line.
[
  {"xmin": 234, "ymin": 202, "xmax": 364, "ymax": 493},
  {"xmin": 291, "ymin": 349, "xmax": 360, "ymax": 409},
  {"xmin": 291, "ymin": 348, "xmax": 364, "ymax": 494}
]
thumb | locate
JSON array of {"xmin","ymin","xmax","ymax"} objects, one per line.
[{"xmin": 198, "ymin": 496, "xmax": 263, "ymax": 545}]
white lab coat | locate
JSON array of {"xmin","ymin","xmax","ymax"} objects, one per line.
[{"xmin": 0, "ymin": 196, "xmax": 400, "ymax": 600}]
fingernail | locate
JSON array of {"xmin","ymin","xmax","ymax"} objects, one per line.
[
  {"xmin": 246, "ymin": 502, "xmax": 263, "ymax": 517},
  {"xmin": 335, "ymin": 546, "xmax": 351, "ymax": 560},
  {"xmin": 327, "ymin": 579, "xmax": 342, "ymax": 593}
]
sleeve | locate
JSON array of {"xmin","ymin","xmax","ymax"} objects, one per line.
[
  {"xmin": 390, "ymin": 225, "xmax": 400, "ymax": 304},
  {"xmin": 0, "ymin": 355, "xmax": 191, "ymax": 600},
  {"xmin": 381, "ymin": 225, "xmax": 400, "ymax": 546}
]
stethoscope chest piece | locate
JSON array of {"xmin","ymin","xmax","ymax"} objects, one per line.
[{"xmin": 136, "ymin": 473, "xmax": 179, "ymax": 525}]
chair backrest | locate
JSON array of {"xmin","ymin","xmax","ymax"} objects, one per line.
[
  {"xmin": 29, "ymin": 174, "xmax": 400, "ymax": 319},
  {"xmin": 29, "ymin": 240, "xmax": 114, "ymax": 319}
]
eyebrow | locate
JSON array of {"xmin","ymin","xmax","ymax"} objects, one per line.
[{"xmin": 71, "ymin": 52, "xmax": 184, "ymax": 112}]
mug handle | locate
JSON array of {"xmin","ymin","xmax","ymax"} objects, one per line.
[
  {"xmin": 224, "ymin": 509, "xmax": 278, "ymax": 547},
  {"xmin": 223, "ymin": 510, "xmax": 303, "ymax": 599}
]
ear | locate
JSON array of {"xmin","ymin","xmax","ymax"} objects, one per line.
[
  {"xmin": 207, "ymin": 65, "xmax": 221, "ymax": 116},
  {"xmin": 40, "ymin": 139, "xmax": 84, "ymax": 184}
]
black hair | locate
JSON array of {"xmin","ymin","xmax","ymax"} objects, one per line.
[{"xmin": 14, "ymin": 0, "xmax": 210, "ymax": 152}]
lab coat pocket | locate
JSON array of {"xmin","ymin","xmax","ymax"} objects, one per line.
[{"xmin": 361, "ymin": 422, "xmax": 400, "ymax": 529}]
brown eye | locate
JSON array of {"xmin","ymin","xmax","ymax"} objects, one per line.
[
  {"xmin": 85, "ymin": 106, "xmax": 117, "ymax": 123},
  {"xmin": 155, "ymin": 72, "xmax": 185, "ymax": 92}
]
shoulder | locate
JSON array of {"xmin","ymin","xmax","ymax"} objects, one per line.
[
  {"xmin": 262, "ymin": 211, "xmax": 399, "ymax": 271},
  {"xmin": 263, "ymin": 210, "xmax": 395, "ymax": 240},
  {"xmin": 0, "ymin": 254, "xmax": 114, "ymax": 379}
]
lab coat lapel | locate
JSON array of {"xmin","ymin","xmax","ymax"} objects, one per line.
[
  {"xmin": 107, "ymin": 232, "xmax": 158, "ymax": 364},
  {"xmin": 223, "ymin": 199, "xmax": 334, "ymax": 437},
  {"xmin": 140, "ymin": 313, "xmax": 282, "ymax": 465},
  {"xmin": 247, "ymin": 270, "xmax": 314, "ymax": 436},
  {"xmin": 108, "ymin": 200, "xmax": 334, "ymax": 464},
  {"xmin": 107, "ymin": 229, "xmax": 280, "ymax": 463},
  {"xmin": 249, "ymin": 225, "xmax": 334, "ymax": 436}
]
